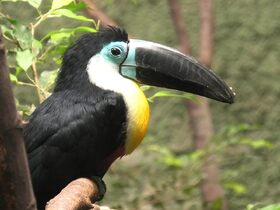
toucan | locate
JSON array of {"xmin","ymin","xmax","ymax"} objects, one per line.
[{"xmin": 24, "ymin": 26, "xmax": 234, "ymax": 209}]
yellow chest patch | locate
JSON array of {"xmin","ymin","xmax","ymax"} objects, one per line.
[{"xmin": 123, "ymin": 83, "xmax": 150, "ymax": 154}]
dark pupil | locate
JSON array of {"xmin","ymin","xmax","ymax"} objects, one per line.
[{"xmin": 111, "ymin": 48, "xmax": 121, "ymax": 56}]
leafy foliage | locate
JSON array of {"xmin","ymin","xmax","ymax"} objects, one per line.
[{"xmin": 0, "ymin": 0, "xmax": 98, "ymax": 114}]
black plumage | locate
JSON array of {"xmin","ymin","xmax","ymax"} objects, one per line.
[{"xmin": 24, "ymin": 27, "xmax": 129, "ymax": 208}]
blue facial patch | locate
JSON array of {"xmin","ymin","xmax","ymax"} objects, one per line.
[
  {"xmin": 120, "ymin": 43, "xmax": 137, "ymax": 80},
  {"xmin": 100, "ymin": 41, "xmax": 128, "ymax": 64},
  {"xmin": 120, "ymin": 66, "xmax": 137, "ymax": 80},
  {"xmin": 100, "ymin": 41, "xmax": 138, "ymax": 81}
]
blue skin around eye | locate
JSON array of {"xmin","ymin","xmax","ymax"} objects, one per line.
[
  {"xmin": 100, "ymin": 41, "xmax": 128, "ymax": 64},
  {"xmin": 100, "ymin": 41, "xmax": 138, "ymax": 81}
]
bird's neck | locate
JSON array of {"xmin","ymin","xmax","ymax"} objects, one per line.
[{"xmin": 87, "ymin": 55, "xmax": 150, "ymax": 155}]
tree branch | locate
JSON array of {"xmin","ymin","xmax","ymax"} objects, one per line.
[
  {"xmin": 167, "ymin": 0, "xmax": 191, "ymax": 54},
  {"xmin": 46, "ymin": 178, "xmax": 103, "ymax": 210},
  {"xmin": 198, "ymin": 0, "xmax": 213, "ymax": 66},
  {"xmin": 0, "ymin": 29, "xmax": 37, "ymax": 210},
  {"xmin": 82, "ymin": 0, "xmax": 118, "ymax": 26}
]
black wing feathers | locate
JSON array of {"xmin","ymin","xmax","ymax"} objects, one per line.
[{"xmin": 24, "ymin": 87, "xmax": 127, "ymax": 207}]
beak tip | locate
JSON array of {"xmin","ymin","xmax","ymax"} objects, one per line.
[
  {"xmin": 227, "ymin": 97, "xmax": 235, "ymax": 104},
  {"xmin": 208, "ymin": 86, "xmax": 235, "ymax": 104},
  {"xmin": 222, "ymin": 89, "xmax": 235, "ymax": 104}
]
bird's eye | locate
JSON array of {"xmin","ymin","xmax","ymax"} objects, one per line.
[{"xmin": 110, "ymin": 47, "xmax": 121, "ymax": 56}]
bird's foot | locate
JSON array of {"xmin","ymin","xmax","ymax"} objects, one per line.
[{"xmin": 91, "ymin": 176, "xmax": 107, "ymax": 202}]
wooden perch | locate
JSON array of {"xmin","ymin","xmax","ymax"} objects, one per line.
[{"xmin": 46, "ymin": 178, "xmax": 110, "ymax": 210}]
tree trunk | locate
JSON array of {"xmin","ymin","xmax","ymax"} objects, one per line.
[
  {"xmin": 197, "ymin": 1, "xmax": 226, "ymax": 208},
  {"xmin": 168, "ymin": 0, "xmax": 227, "ymax": 209},
  {"xmin": 0, "ymin": 30, "xmax": 37, "ymax": 210}
]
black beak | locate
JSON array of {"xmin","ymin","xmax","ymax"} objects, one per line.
[{"xmin": 121, "ymin": 39, "xmax": 235, "ymax": 104}]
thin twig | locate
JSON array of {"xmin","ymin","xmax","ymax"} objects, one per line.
[
  {"xmin": 16, "ymin": 81, "xmax": 36, "ymax": 87},
  {"xmin": 29, "ymin": 11, "xmax": 52, "ymax": 103},
  {"xmin": 30, "ymin": 62, "xmax": 43, "ymax": 102}
]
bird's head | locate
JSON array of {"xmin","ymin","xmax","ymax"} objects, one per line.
[{"xmin": 55, "ymin": 26, "xmax": 234, "ymax": 104}]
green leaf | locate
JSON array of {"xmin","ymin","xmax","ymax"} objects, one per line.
[
  {"xmin": 49, "ymin": 44, "xmax": 69, "ymax": 57},
  {"xmin": 225, "ymin": 182, "xmax": 247, "ymax": 194},
  {"xmin": 259, "ymin": 204, "xmax": 280, "ymax": 210},
  {"xmin": 51, "ymin": 9, "xmax": 94, "ymax": 23},
  {"xmin": 190, "ymin": 150, "xmax": 205, "ymax": 161},
  {"xmin": 14, "ymin": 24, "xmax": 32, "ymax": 49},
  {"xmin": 42, "ymin": 27, "xmax": 96, "ymax": 42},
  {"xmin": 15, "ymin": 66, "xmax": 24, "ymax": 76},
  {"xmin": 246, "ymin": 204, "xmax": 256, "ymax": 210},
  {"xmin": 4, "ymin": 16, "xmax": 18, "ymax": 25},
  {"xmin": 47, "ymin": 27, "xmax": 96, "ymax": 43},
  {"xmin": 42, "ymin": 29, "xmax": 73, "ymax": 42},
  {"xmin": 148, "ymin": 145, "xmax": 189, "ymax": 168},
  {"xmin": 32, "ymin": 39, "xmax": 42, "ymax": 56},
  {"xmin": 149, "ymin": 145, "xmax": 171, "ymax": 156},
  {"xmin": 227, "ymin": 124, "xmax": 256, "ymax": 136},
  {"xmin": 50, "ymin": 32, "xmax": 72, "ymax": 42},
  {"xmin": 16, "ymin": 100, "xmax": 36, "ymax": 117},
  {"xmin": 1, "ymin": 25, "xmax": 14, "ymax": 41},
  {"xmin": 51, "ymin": 0, "xmax": 74, "ymax": 10},
  {"xmin": 148, "ymin": 90, "xmax": 198, "ymax": 103},
  {"xmin": 39, "ymin": 70, "xmax": 58, "ymax": 91},
  {"xmin": 26, "ymin": 0, "xmax": 42, "ymax": 8},
  {"xmin": 140, "ymin": 85, "xmax": 151, "ymax": 92},
  {"xmin": 1, "ymin": 0, "xmax": 42, "ymax": 8},
  {"xmin": 0, "ymin": 19, "xmax": 32, "ymax": 49},
  {"xmin": 16, "ymin": 50, "xmax": 33, "ymax": 71},
  {"xmin": 71, "ymin": 26, "xmax": 97, "ymax": 33},
  {"xmin": 63, "ymin": 2, "xmax": 86, "ymax": 12},
  {"xmin": 9, "ymin": 73, "xmax": 18, "ymax": 83},
  {"xmin": 240, "ymin": 138, "xmax": 273, "ymax": 149},
  {"xmin": 163, "ymin": 155, "xmax": 183, "ymax": 168}
]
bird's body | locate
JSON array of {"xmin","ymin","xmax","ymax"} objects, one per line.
[
  {"xmin": 24, "ymin": 27, "xmax": 234, "ymax": 208},
  {"xmin": 25, "ymin": 86, "xmax": 127, "ymax": 207}
]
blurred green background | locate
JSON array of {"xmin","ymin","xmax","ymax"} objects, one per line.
[{"xmin": 1, "ymin": 0, "xmax": 280, "ymax": 209}]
